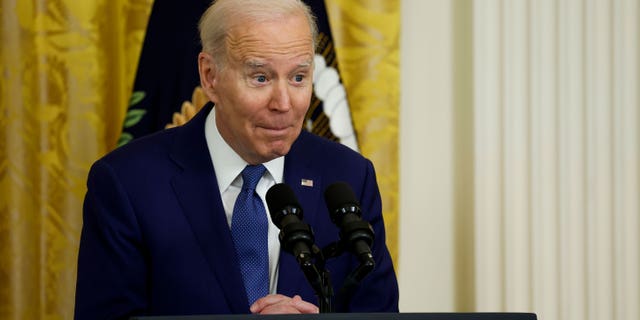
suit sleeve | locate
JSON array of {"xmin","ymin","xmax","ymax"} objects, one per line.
[
  {"xmin": 75, "ymin": 159, "xmax": 148, "ymax": 320},
  {"xmin": 347, "ymin": 159, "xmax": 399, "ymax": 312}
]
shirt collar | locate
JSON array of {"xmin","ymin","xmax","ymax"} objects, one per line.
[{"xmin": 204, "ymin": 107, "xmax": 285, "ymax": 193}]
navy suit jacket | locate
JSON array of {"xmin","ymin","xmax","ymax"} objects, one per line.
[{"xmin": 75, "ymin": 103, "xmax": 399, "ymax": 319}]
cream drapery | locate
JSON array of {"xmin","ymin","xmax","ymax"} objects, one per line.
[
  {"xmin": 0, "ymin": 0, "xmax": 151, "ymax": 318},
  {"xmin": 473, "ymin": 1, "xmax": 639, "ymax": 319},
  {"xmin": 0, "ymin": 0, "xmax": 399, "ymax": 318},
  {"xmin": 400, "ymin": 1, "xmax": 639, "ymax": 319}
]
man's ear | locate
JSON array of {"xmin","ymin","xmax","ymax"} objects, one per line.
[{"xmin": 198, "ymin": 52, "xmax": 219, "ymax": 103}]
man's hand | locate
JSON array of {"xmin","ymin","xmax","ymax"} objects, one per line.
[{"xmin": 250, "ymin": 294, "xmax": 319, "ymax": 314}]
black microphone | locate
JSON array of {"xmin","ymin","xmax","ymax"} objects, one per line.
[
  {"xmin": 323, "ymin": 182, "xmax": 375, "ymax": 264},
  {"xmin": 266, "ymin": 183, "xmax": 315, "ymax": 265}
]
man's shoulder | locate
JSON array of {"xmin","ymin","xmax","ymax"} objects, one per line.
[
  {"xmin": 101, "ymin": 103, "xmax": 211, "ymax": 167},
  {"xmin": 91, "ymin": 127, "xmax": 188, "ymax": 178},
  {"xmin": 290, "ymin": 131, "xmax": 372, "ymax": 181},
  {"xmin": 107, "ymin": 129, "xmax": 175, "ymax": 160},
  {"xmin": 295, "ymin": 130, "xmax": 363, "ymax": 160}
]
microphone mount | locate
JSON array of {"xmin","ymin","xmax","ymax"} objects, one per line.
[{"xmin": 266, "ymin": 182, "xmax": 376, "ymax": 313}]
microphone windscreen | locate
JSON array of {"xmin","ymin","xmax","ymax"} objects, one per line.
[
  {"xmin": 266, "ymin": 183, "xmax": 301, "ymax": 227},
  {"xmin": 323, "ymin": 182, "xmax": 359, "ymax": 214}
]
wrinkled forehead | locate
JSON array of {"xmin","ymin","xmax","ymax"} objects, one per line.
[{"xmin": 225, "ymin": 14, "xmax": 314, "ymax": 65}]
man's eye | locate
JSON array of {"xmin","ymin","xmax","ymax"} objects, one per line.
[
  {"xmin": 256, "ymin": 75, "xmax": 267, "ymax": 83},
  {"xmin": 294, "ymin": 74, "xmax": 304, "ymax": 82}
]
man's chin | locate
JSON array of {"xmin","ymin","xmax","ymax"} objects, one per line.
[
  {"xmin": 269, "ymin": 146, "xmax": 291, "ymax": 159},
  {"xmin": 265, "ymin": 141, "xmax": 293, "ymax": 159}
]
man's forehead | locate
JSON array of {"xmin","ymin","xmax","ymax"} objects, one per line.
[
  {"xmin": 243, "ymin": 58, "xmax": 313, "ymax": 69},
  {"xmin": 224, "ymin": 14, "xmax": 313, "ymax": 61}
]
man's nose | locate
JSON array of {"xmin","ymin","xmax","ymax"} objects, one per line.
[{"xmin": 269, "ymin": 81, "xmax": 292, "ymax": 111}]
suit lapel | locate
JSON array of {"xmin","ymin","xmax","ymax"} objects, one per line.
[
  {"xmin": 276, "ymin": 132, "xmax": 325, "ymax": 297},
  {"xmin": 169, "ymin": 103, "xmax": 248, "ymax": 313}
]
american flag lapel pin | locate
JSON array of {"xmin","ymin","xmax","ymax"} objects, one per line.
[{"xmin": 300, "ymin": 179, "xmax": 314, "ymax": 187}]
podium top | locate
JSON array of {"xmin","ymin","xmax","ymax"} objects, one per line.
[{"xmin": 131, "ymin": 312, "xmax": 537, "ymax": 320}]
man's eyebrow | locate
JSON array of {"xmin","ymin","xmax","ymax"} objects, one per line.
[
  {"xmin": 245, "ymin": 60, "xmax": 266, "ymax": 69},
  {"xmin": 297, "ymin": 60, "xmax": 312, "ymax": 68}
]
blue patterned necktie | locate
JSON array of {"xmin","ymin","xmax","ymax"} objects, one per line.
[{"xmin": 231, "ymin": 164, "xmax": 269, "ymax": 306}]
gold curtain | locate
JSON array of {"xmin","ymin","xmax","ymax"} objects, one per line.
[
  {"xmin": 0, "ymin": 0, "xmax": 152, "ymax": 318},
  {"xmin": 325, "ymin": 0, "xmax": 400, "ymax": 266}
]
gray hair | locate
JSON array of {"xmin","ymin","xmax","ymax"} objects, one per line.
[{"xmin": 199, "ymin": 0, "xmax": 318, "ymax": 67}]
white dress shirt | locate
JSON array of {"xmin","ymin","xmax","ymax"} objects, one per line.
[{"xmin": 204, "ymin": 108, "xmax": 283, "ymax": 295}]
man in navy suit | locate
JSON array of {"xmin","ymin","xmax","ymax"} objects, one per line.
[{"xmin": 74, "ymin": 0, "xmax": 398, "ymax": 318}]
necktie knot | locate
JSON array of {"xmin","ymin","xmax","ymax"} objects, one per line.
[{"xmin": 241, "ymin": 164, "xmax": 266, "ymax": 192}]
